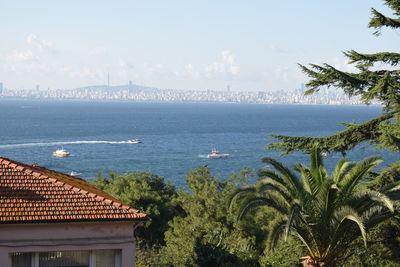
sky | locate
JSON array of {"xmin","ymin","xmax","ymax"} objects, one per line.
[{"xmin": 0, "ymin": 0, "xmax": 398, "ymax": 91}]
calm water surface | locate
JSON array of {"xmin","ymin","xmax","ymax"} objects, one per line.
[{"xmin": 0, "ymin": 99, "xmax": 396, "ymax": 186}]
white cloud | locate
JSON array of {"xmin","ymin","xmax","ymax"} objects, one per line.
[
  {"xmin": 26, "ymin": 34, "xmax": 53, "ymax": 51},
  {"xmin": 7, "ymin": 50, "xmax": 39, "ymax": 62},
  {"xmin": 205, "ymin": 50, "xmax": 240, "ymax": 78},
  {"xmin": 332, "ymin": 57, "xmax": 358, "ymax": 73},
  {"xmin": 143, "ymin": 63, "xmax": 164, "ymax": 74},
  {"xmin": 175, "ymin": 64, "xmax": 201, "ymax": 79},
  {"xmin": 118, "ymin": 59, "xmax": 134, "ymax": 69}
]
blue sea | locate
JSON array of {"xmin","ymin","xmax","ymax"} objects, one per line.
[{"xmin": 0, "ymin": 99, "xmax": 397, "ymax": 187}]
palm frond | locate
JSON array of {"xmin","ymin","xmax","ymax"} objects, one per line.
[
  {"xmin": 237, "ymin": 196, "xmax": 287, "ymax": 220},
  {"xmin": 324, "ymin": 185, "xmax": 339, "ymax": 223},
  {"xmin": 262, "ymin": 156, "xmax": 305, "ymax": 200},
  {"xmin": 295, "ymin": 163, "xmax": 314, "ymax": 195},
  {"xmin": 266, "ymin": 217, "xmax": 287, "ymax": 251},
  {"xmin": 310, "ymin": 147, "xmax": 325, "ymax": 187},
  {"xmin": 365, "ymin": 190, "xmax": 394, "ymax": 212},
  {"xmin": 293, "ymin": 225, "xmax": 318, "ymax": 259},
  {"xmin": 310, "ymin": 146, "xmax": 323, "ymax": 171},
  {"xmin": 332, "ymin": 158, "xmax": 356, "ymax": 184},
  {"xmin": 257, "ymin": 178, "xmax": 292, "ymax": 202},
  {"xmin": 236, "ymin": 148, "xmax": 394, "ymax": 264},
  {"xmin": 258, "ymin": 168, "xmax": 285, "ymax": 184},
  {"xmin": 378, "ymin": 181, "xmax": 400, "ymax": 200},
  {"xmin": 339, "ymin": 156, "xmax": 383, "ymax": 200},
  {"xmin": 362, "ymin": 205, "xmax": 395, "ymax": 228},
  {"xmin": 284, "ymin": 202, "xmax": 301, "ymax": 241},
  {"xmin": 333, "ymin": 206, "xmax": 367, "ymax": 247},
  {"xmin": 346, "ymin": 189, "xmax": 395, "ymax": 214},
  {"xmin": 228, "ymin": 186, "xmax": 256, "ymax": 212},
  {"xmin": 381, "ymin": 181, "xmax": 400, "ymax": 193}
]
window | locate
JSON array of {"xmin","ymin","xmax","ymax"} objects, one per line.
[
  {"xmin": 11, "ymin": 252, "xmax": 31, "ymax": 267},
  {"xmin": 39, "ymin": 251, "xmax": 89, "ymax": 267},
  {"xmin": 10, "ymin": 250, "xmax": 121, "ymax": 267}
]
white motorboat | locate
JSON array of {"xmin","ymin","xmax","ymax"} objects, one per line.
[
  {"xmin": 53, "ymin": 148, "xmax": 70, "ymax": 157},
  {"xmin": 127, "ymin": 139, "xmax": 142, "ymax": 144}
]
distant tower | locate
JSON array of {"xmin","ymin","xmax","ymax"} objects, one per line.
[
  {"xmin": 227, "ymin": 85, "xmax": 230, "ymax": 92},
  {"xmin": 36, "ymin": 85, "xmax": 39, "ymax": 91},
  {"xmin": 129, "ymin": 80, "xmax": 132, "ymax": 90},
  {"xmin": 0, "ymin": 82, "xmax": 3, "ymax": 95},
  {"xmin": 107, "ymin": 73, "xmax": 110, "ymax": 88}
]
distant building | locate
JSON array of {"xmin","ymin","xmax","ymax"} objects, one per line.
[
  {"xmin": 36, "ymin": 84, "xmax": 40, "ymax": 91},
  {"xmin": 0, "ymin": 82, "xmax": 3, "ymax": 95}
]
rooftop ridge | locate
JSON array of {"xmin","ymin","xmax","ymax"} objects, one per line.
[{"xmin": 0, "ymin": 157, "xmax": 142, "ymax": 215}]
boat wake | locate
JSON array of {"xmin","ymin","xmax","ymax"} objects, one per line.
[
  {"xmin": 0, "ymin": 140, "xmax": 133, "ymax": 149},
  {"xmin": 197, "ymin": 154, "xmax": 209, "ymax": 158}
]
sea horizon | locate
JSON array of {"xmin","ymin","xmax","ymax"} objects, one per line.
[
  {"xmin": 0, "ymin": 98, "xmax": 395, "ymax": 187},
  {"xmin": 0, "ymin": 95, "xmax": 384, "ymax": 107}
]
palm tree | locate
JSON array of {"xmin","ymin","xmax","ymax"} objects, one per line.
[{"xmin": 230, "ymin": 148, "xmax": 399, "ymax": 266}]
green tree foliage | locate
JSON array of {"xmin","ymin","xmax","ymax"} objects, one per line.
[
  {"xmin": 161, "ymin": 166, "xmax": 260, "ymax": 266},
  {"xmin": 369, "ymin": 0, "xmax": 400, "ymax": 35},
  {"xmin": 231, "ymin": 148, "xmax": 400, "ymax": 266},
  {"xmin": 268, "ymin": 0, "xmax": 400, "ymax": 155},
  {"xmin": 367, "ymin": 161, "xmax": 400, "ymax": 192},
  {"xmin": 91, "ymin": 171, "xmax": 180, "ymax": 246},
  {"xmin": 345, "ymin": 218, "xmax": 400, "ymax": 266},
  {"xmin": 345, "ymin": 161, "xmax": 400, "ymax": 266},
  {"xmin": 258, "ymin": 237, "xmax": 305, "ymax": 267}
]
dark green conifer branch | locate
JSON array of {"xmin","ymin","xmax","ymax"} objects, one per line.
[
  {"xmin": 299, "ymin": 64, "xmax": 400, "ymax": 107},
  {"xmin": 267, "ymin": 113, "xmax": 395, "ymax": 155},
  {"xmin": 369, "ymin": 8, "xmax": 400, "ymax": 35},
  {"xmin": 345, "ymin": 50, "xmax": 400, "ymax": 67},
  {"xmin": 268, "ymin": 1, "xmax": 400, "ymax": 155}
]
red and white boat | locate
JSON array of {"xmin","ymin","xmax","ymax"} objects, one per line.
[{"xmin": 207, "ymin": 148, "xmax": 229, "ymax": 159}]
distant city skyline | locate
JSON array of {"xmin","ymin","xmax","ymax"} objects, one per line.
[
  {"xmin": 1, "ymin": 81, "xmax": 378, "ymax": 106},
  {"xmin": 1, "ymin": 0, "xmax": 397, "ymax": 91}
]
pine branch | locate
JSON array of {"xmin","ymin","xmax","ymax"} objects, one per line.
[
  {"xmin": 267, "ymin": 113, "xmax": 395, "ymax": 155},
  {"xmin": 300, "ymin": 63, "xmax": 400, "ymax": 107},
  {"xmin": 344, "ymin": 50, "xmax": 400, "ymax": 66},
  {"xmin": 369, "ymin": 8, "xmax": 400, "ymax": 35},
  {"xmin": 384, "ymin": 0, "xmax": 400, "ymax": 15},
  {"xmin": 271, "ymin": 1, "xmax": 400, "ymax": 155}
]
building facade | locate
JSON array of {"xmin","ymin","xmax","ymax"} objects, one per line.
[{"xmin": 0, "ymin": 157, "xmax": 147, "ymax": 267}]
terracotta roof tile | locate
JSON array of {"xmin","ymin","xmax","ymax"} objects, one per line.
[
  {"xmin": 15, "ymin": 166, "xmax": 24, "ymax": 171},
  {"xmin": 0, "ymin": 157, "xmax": 147, "ymax": 223}
]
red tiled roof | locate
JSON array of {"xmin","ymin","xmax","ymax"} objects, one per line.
[{"xmin": 0, "ymin": 157, "xmax": 147, "ymax": 223}]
